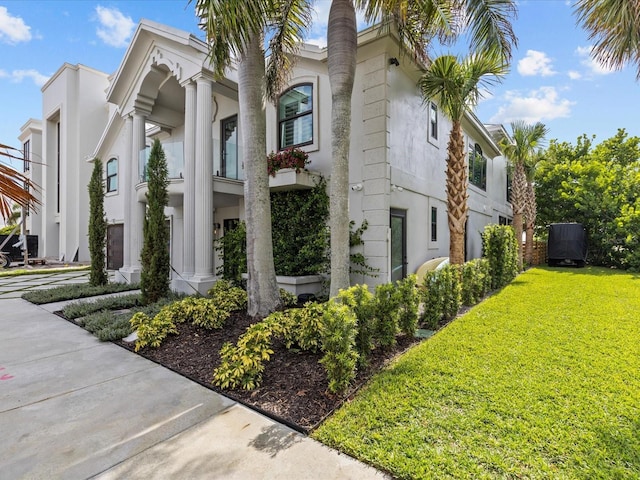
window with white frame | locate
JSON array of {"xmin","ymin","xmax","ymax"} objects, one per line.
[
  {"xmin": 278, "ymin": 83, "xmax": 313, "ymax": 149},
  {"xmin": 106, "ymin": 157, "xmax": 118, "ymax": 193},
  {"xmin": 429, "ymin": 102, "xmax": 438, "ymax": 140}
]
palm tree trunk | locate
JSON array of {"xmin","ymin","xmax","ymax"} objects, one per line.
[
  {"xmin": 239, "ymin": 34, "xmax": 281, "ymax": 318},
  {"xmin": 327, "ymin": 0, "xmax": 357, "ymax": 297},
  {"xmin": 524, "ymin": 180, "xmax": 537, "ymax": 265},
  {"xmin": 446, "ymin": 121, "xmax": 468, "ymax": 265},
  {"xmin": 511, "ymin": 161, "xmax": 526, "ymax": 271}
]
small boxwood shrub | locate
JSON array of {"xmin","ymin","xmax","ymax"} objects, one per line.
[{"xmin": 419, "ymin": 264, "xmax": 462, "ymax": 329}]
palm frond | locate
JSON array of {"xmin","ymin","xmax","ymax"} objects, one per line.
[
  {"xmin": 264, "ymin": 0, "xmax": 313, "ymax": 102},
  {"xmin": 574, "ymin": 0, "xmax": 640, "ymax": 79},
  {"xmin": 457, "ymin": 0, "xmax": 518, "ymax": 61}
]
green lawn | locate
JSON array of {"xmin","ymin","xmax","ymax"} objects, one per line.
[{"xmin": 314, "ymin": 267, "xmax": 640, "ymax": 479}]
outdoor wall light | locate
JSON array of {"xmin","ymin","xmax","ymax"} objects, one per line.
[
  {"xmin": 213, "ymin": 223, "xmax": 221, "ymax": 235},
  {"xmin": 389, "ymin": 57, "xmax": 400, "ymax": 67}
]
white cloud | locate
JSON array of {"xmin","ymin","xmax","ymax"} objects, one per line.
[
  {"xmin": 517, "ymin": 50, "xmax": 556, "ymax": 77},
  {"xmin": 0, "ymin": 6, "xmax": 32, "ymax": 45},
  {"xmin": 568, "ymin": 70, "xmax": 582, "ymax": 80},
  {"xmin": 0, "ymin": 68, "xmax": 49, "ymax": 87},
  {"xmin": 489, "ymin": 86, "xmax": 574, "ymax": 124},
  {"xmin": 94, "ymin": 5, "xmax": 135, "ymax": 48},
  {"xmin": 576, "ymin": 45, "xmax": 616, "ymax": 75}
]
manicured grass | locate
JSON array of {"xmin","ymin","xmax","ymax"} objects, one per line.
[
  {"xmin": 314, "ymin": 267, "xmax": 640, "ymax": 479},
  {"xmin": 0, "ymin": 265, "xmax": 89, "ymax": 277}
]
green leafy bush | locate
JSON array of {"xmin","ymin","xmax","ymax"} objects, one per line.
[
  {"xmin": 215, "ymin": 222, "xmax": 247, "ymax": 282},
  {"xmin": 419, "ymin": 264, "xmax": 462, "ymax": 329},
  {"xmin": 213, "ymin": 314, "xmax": 286, "ymax": 390},
  {"xmin": 207, "ymin": 280, "xmax": 248, "ymax": 311},
  {"xmin": 482, "ymin": 224, "xmax": 518, "ymax": 289},
  {"xmin": 170, "ymin": 297, "xmax": 230, "ymax": 330},
  {"xmin": 130, "ymin": 311, "xmax": 178, "ymax": 352},
  {"xmin": 338, "ymin": 284, "xmax": 376, "ymax": 365},
  {"xmin": 373, "ymin": 283, "xmax": 400, "ymax": 349},
  {"xmin": 79, "ymin": 311, "xmax": 132, "ymax": 342},
  {"xmin": 282, "ymin": 302, "xmax": 325, "ymax": 352},
  {"xmin": 396, "ymin": 274, "xmax": 419, "ymax": 336},
  {"xmin": 460, "ymin": 259, "xmax": 492, "ymax": 306},
  {"xmin": 279, "ymin": 288, "xmax": 298, "ymax": 308},
  {"xmin": 320, "ymin": 301, "xmax": 359, "ymax": 394}
]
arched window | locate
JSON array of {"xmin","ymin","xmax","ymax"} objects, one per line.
[
  {"xmin": 278, "ymin": 84, "xmax": 313, "ymax": 149},
  {"xmin": 106, "ymin": 157, "xmax": 118, "ymax": 193}
]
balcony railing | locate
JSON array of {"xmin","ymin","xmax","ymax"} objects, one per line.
[{"xmin": 137, "ymin": 139, "xmax": 246, "ymax": 184}]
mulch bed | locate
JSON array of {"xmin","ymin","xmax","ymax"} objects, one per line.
[{"xmin": 113, "ymin": 311, "xmax": 420, "ymax": 433}]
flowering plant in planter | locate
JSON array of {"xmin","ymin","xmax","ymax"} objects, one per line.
[{"xmin": 267, "ymin": 148, "xmax": 310, "ymax": 177}]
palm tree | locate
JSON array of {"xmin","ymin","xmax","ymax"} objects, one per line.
[
  {"xmin": 195, "ymin": 0, "xmax": 312, "ymax": 318},
  {"xmin": 419, "ymin": 52, "xmax": 508, "ymax": 264},
  {"xmin": 499, "ymin": 121, "xmax": 548, "ymax": 270},
  {"xmin": 574, "ymin": 0, "xmax": 640, "ymax": 79},
  {"xmin": 523, "ymin": 149, "xmax": 545, "ymax": 265},
  {"xmin": 0, "ymin": 143, "xmax": 39, "ymax": 221},
  {"xmin": 327, "ymin": 0, "xmax": 517, "ymax": 295}
]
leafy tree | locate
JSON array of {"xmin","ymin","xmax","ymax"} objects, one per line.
[
  {"xmin": 574, "ymin": 0, "xmax": 640, "ymax": 79},
  {"xmin": 88, "ymin": 158, "xmax": 108, "ymax": 286},
  {"xmin": 140, "ymin": 139, "xmax": 170, "ymax": 304},
  {"xmin": 535, "ymin": 129, "xmax": 640, "ymax": 269},
  {"xmin": 499, "ymin": 121, "xmax": 548, "ymax": 270},
  {"xmin": 0, "ymin": 143, "xmax": 39, "ymax": 221},
  {"xmin": 196, "ymin": 0, "xmax": 312, "ymax": 318},
  {"xmin": 419, "ymin": 51, "xmax": 508, "ymax": 264}
]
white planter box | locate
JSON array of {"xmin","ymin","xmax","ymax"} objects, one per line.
[
  {"xmin": 276, "ymin": 275, "xmax": 324, "ymax": 297},
  {"xmin": 269, "ymin": 169, "xmax": 321, "ymax": 191}
]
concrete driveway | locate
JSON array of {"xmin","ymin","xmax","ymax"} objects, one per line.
[{"xmin": 0, "ymin": 274, "xmax": 388, "ymax": 479}]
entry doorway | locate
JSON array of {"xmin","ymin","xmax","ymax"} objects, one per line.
[{"xmin": 390, "ymin": 209, "xmax": 407, "ymax": 282}]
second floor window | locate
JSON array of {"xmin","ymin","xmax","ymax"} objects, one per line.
[
  {"xmin": 469, "ymin": 142, "xmax": 487, "ymax": 190},
  {"xmin": 429, "ymin": 102, "xmax": 438, "ymax": 140},
  {"xmin": 23, "ymin": 140, "xmax": 30, "ymax": 172},
  {"xmin": 278, "ymin": 84, "xmax": 313, "ymax": 149},
  {"xmin": 106, "ymin": 157, "xmax": 118, "ymax": 193}
]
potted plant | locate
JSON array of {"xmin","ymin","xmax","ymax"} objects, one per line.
[{"xmin": 267, "ymin": 148, "xmax": 310, "ymax": 177}]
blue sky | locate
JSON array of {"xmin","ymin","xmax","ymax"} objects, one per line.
[{"xmin": 1, "ymin": 0, "xmax": 639, "ymax": 153}]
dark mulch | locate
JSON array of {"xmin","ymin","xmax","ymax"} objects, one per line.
[{"xmin": 114, "ymin": 311, "xmax": 420, "ymax": 433}]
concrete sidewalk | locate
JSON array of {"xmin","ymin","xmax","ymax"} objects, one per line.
[{"xmin": 0, "ymin": 292, "xmax": 388, "ymax": 478}]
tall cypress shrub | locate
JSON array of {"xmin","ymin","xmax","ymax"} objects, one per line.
[
  {"xmin": 88, "ymin": 158, "xmax": 108, "ymax": 286},
  {"xmin": 140, "ymin": 139, "xmax": 170, "ymax": 304}
]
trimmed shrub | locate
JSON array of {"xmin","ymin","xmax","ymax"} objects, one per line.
[
  {"xmin": 460, "ymin": 259, "xmax": 492, "ymax": 306},
  {"xmin": 283, "ymin": 302, "xmax": 325, "ymax": 352},
  {"xmin": 279, "ymin": 288, "xmax": 298, "ymax": 308},
  {"xmin": 482, "ymin": 224, "xmax": 519, "ymax": 289},
  {"xmin": 338, "ymin": 284, "xmax": 376, "ymax": 366},
  {"xmin": 419, "ymin": 264, "xmax": 462, "ymax": 329},
  {"xmin": 88, "ymin": 158, "xmax": 108, "ymax": 286},
  {"xmin": 396, "ymin": 274, "xmax": 419, "ymax": 336},
  {"xmin": 373, "ymin": 282, "xmax": 400, "ymax": 348},
  {"xmin": 320, "ymin": 301, "xmax": 359, "ymax": 394}
]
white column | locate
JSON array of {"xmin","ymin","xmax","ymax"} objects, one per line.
[
  {"xmin": 130, "ymin": 111, "xmax": 146, "ymax": 271},
  {"xmin": 182, "ymin": 80, "xmax": 196, "ymax": 277},
  {"xmin": 194, "ymin": 75, "xmax": 214, "ymax": 279},
  {"xmin": 121, "ymin": 116, "xmax": 132, "ymax": 271}
]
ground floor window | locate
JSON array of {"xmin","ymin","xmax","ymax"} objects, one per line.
[{"xmin": 390, "ymin": 209, "xmax": 407, "ymax": 282}]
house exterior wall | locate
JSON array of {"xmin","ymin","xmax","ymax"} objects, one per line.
[
  {"xmin": 40, "ymin": 64, "xmax": 109, "ymax": 262},
  {"xmin": 18, "ymin": 119, "xmax": 43, "ymax": 238},
  {"xmin": 20, "ymin": 19, "xmax": 513, "ymax": 293}
]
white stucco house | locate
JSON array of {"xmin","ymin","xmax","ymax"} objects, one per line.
[{"xmin": 19, "ymin": 19, "xmax": 512, "ymax": 295}]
